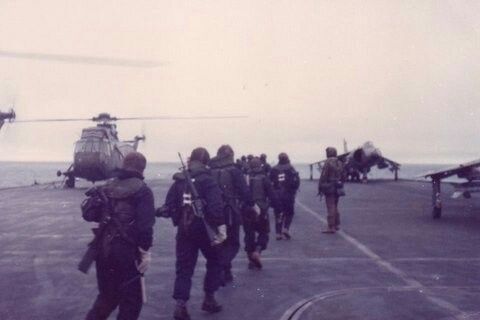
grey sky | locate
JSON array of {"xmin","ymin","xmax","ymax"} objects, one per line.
[{"xmin": 0, "ymin": 0, "xmax": 479, "ymax": 163}]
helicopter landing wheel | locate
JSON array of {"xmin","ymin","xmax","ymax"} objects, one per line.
[
  {"xmin": 66, "ymin": 175, "xmax": 75, "ymax": 189},
  {"xmin": 432, "ymin": 207, "xmax": 442, "ymax": 219}
]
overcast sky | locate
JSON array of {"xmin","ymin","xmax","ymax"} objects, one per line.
[{"xmin": 0, "ymin": 0, "xmax": 479, "ymax": 164}]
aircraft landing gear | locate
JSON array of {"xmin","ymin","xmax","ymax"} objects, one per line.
[
  {"xmin": 65, "ymin": 175, "xmax": 75, "ymax": 189},
  {"xmin": 432, "ymin": 207, "xmax": 442, "ymax": 219},
  {"xmin": 432, "ymin": 178, "xmax": 441, "ymax": 219}
]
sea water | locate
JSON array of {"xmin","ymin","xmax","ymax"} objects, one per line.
[{"xmin": 0, "ymin": 161, "xmax": 457, "ymax": 189}]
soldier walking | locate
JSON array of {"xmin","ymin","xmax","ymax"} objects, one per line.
[
  {"xmin": 209, "ymin": 145, "xmax": 254, "ymax": 284},
  {"xmin": 81, "ymin": 152, "xmax": 155, "ymax": 320},
  {"xmin": 243, "ymin": 157, "xmax": 280, "ymax": 269},
  {"xmin": 259, "ymin": 153, "xmax": 271, "ymax": 175},
  {"xmin": 318, "ymin": 147, "xmax": 345, "ymax": 234},
  {"xmin": 270, "ymin": 153, "xmax": 300, "ymax": 240},
  {"xmin": 163, "ymin": 147, "xmax": 226, "ymax": 320}
]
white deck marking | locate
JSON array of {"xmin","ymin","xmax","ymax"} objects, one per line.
[{"xmin": 290, "ymin": 201, "xmax": 467, "ymax": 319}]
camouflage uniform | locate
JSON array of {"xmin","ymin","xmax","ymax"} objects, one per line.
[{"xmin": 318, "ymin": 148, "xmax": 345, "ymax": 232}]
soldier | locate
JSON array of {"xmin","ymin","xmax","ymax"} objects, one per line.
[
  {"xmin": 318, "ymin": 147, "xmax": 345, "ymax": 234},
  {"xmin": 163, "ymin": 147, "xmax": 226, "ymax": 320},
  {"xmin": 260, "ymin": 153, "xmax": 271, "ymax": 175},
  {"xmin": 209, "ymin": 145, "xmax": 254, "ymax": 284},
  {"xmin": 81, "ymin": 151, "xmax": 155, "ymax": 320},
  {"xmin": 270, "ymin": 152, "xmax": 300, "ymax": 240},
  {"xmin": 243, "ymin": 157, "xmax": 280, "ymax": 269},
  {"xmin": 238, "ymin": 155, "xmax": 249, "ymax": 175}
]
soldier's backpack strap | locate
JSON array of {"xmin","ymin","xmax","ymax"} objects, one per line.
[
  {"xmin": 102, "ymin": 177, "xmax": 145, "ymax": 245},
  {"xmin": 105, "ymin": 177, "xmax": 145, "ymax": 199}
]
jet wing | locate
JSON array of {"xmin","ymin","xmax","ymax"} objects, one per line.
[
  {"xmin": 423, "ymin": 159, "xmax": 480, "ymax": 180},
  {"xmin": 381, "ymin": 156, "xmax": 401, "ymax": 170},
  {"xmin": 337, "ymin": 152, "xmax": 350, "ymax": 162},
  {"xmin": 310, "ymin": 151, "xmax": 350, "ymax": 170}
]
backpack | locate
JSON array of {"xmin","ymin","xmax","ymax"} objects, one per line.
[
  {"xmin": 211, "ymin": 166, "xmax": 236, "ymax": 200},
  {"xmin": 250, "ymin": 174, "xmax": 269, "ymax": 210},
  {"xmin": 277, "ymin": 167, "xmax": 300, "ymax": 193}
]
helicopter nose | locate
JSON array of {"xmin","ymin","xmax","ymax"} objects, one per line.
[{"xmin": 74, "ymin": 152, "xmax": 106, "ymax": 181}]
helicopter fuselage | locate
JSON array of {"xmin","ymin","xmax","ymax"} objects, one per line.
[{"xmin": 59, "ymin": 123, "xmax": 141, "ymax": 187}]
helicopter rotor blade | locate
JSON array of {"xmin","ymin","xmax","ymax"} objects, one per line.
[
  {"xmin": 115, "ymin": 115, "xmax": 248, "ymax": 121},
  {"xmin": 0, "ymin": 50, "xmax": 164, "ymax": 69},
  {"xmin": 13, "ymin": 114, "xmax": 248, "ymax": 123},
  {"xmin": 14, "ymin": 118, "xmax": 92, "ymax": 123}
]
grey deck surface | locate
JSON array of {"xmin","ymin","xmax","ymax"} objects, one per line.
[{"xmin": 0, "ymin": 179, "xmax": 479, "ymax": 320}]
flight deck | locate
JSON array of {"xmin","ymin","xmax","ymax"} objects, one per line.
[{"xmin": 0, "ymin": 179, "xmax": 479, "ymax": 320}]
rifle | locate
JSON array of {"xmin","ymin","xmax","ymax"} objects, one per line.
[
  {"xmin": 178, "ymin": 153, "xmax": 218, "ymax": 244},
  {"xmin": 79, "ymin": 186, "xmax": 136, "ymax": 273},
  {"xmin": 78, "ymin": 186, "xmax": 111, "ymax": 274}
]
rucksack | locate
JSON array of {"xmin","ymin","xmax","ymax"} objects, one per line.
[
  {"xmin": 250, "ymin": 174, "xmax": 269, "ymax": 210},
  {"xmin": 211, "ymin": 166, "xmax": 236, "ymax": 200},
  {"xmin": 277, "ymin": 168, "xmax": 300, "ymax": 192}
]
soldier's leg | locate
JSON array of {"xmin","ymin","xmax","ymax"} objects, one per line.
[
  {"xmin": 200, "ymin": 236, "xmax": 223, "ymax": 313},
  {"xmin": 86, "ymin": 295, "xmax": 118, "ymax": 320},
  {"xmin": 85, "ymin": 258, "xmax": 119, "ymax": 320},
  {"xmin": 256, "ymin": 211, "xmax": 270, "ymax": 252},
  {"xmin": 224, "ymin": 222, "xmax": 240, "ymax": 271},
  {"xmin": 200, "ymin": 239, "xmax": 222, "ymax": 294},
  {"xmin": 115, "ymin": 244, "xmax": 143, "ymax": 320},
  {"xmin": 274, "ymin": 199, "xmax": 285, "ymax": 238},
  {"xmin": 323, "ymin": 196, "xmax": 336, "ymax": 233},
  {"xmin": 117, "ymin": 279, "xmax": 142, "ymax": 320},
  {"xmin": 85, "ymin": 257, "xmax": 119, "ymax": 320},
  {"xmin": 173, "ymin": 234, "xmax": 200, "ymax": 302},
  {"xmin": 335, "ymin": 196, "xmax": 340, "ymax": 229},
  {"xmin": 283, "ymin": 196, "xmax": 295, "ymax": 230},
  {"xmin": 243, "ymin": 217, "xmax": 256, "ymax": 254}
]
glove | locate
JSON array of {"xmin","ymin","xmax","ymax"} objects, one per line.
[
  {"xmin": 136, "ymin": 247, "xmax": 151, "ymax": 274},
  {"xmin": 155, "ymin": 204, "xmax": 171, "ymax": 218},
  {"xmin": 212, "ymin": 224, "xmax": 227, "ymax": 246}
]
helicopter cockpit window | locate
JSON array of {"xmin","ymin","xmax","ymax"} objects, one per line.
[
  {"xmin": 101, "ymin": 141, "xmax": 111, "ymax": 156},
  {"xmin": 76, "ymin": 140, "xmax": 100, "ymax": 153},
  {"xmin": 91, "ymin": 140, "xmax": 101, "ymax": 152},
  {"xmin": 75, "ymin": 141, "xmax": 87, "ymax": 153}
]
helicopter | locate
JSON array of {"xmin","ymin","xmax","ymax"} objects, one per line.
[
  {"xmin": 54, "ymin": 113, "xmax": 146, "ymax": 188},
  {"xmin": 0, "ymin": 109, "xmax": 16, "ymax": 131},
  {"xmin": 15, "ymin": 112, "xmax": 245, "ymax": 188}
]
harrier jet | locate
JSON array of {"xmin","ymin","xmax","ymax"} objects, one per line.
[
  {"xmin": 309, "ymin": 141, "xmax": 400, "ymax": 182},
  {"xmin": 423, "ymin": 159, "xmax": 480, "ymax": 219}
]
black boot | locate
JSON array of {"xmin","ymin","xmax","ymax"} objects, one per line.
[
  {"xmin": 282, "ymin": 228, "xmax": 291, "ymax": 240},
  {"xmin": 247, "ymin": 252, "xmax": 256, "ymax": 269},
  {"xmin": 202, "ymin": 293, "xmax": 222, "ymax": 313},
  {"xmin": 251, "ymin": 250, "xmax": 263, "ymax": 269},
  {"xmin": 173, "ymin": 300, "xmax": 190, "ymax": 320}
]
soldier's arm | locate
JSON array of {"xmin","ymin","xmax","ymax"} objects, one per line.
[
  {"xmin": 164, "ymin": 180, "xmax": 182, "ymax": 226},
  {"xmin": 134, "ymin": 186, "xmax": 156, "ymax": 251}
]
